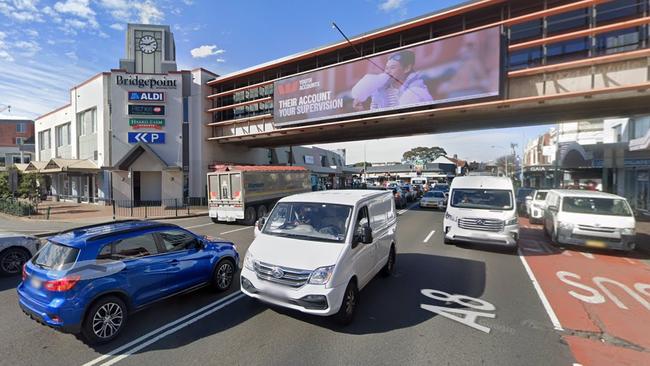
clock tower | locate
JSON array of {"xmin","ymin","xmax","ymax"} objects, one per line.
[{"xmin": 119, "ymin": 24, "xmax": 177, "ymax": 74}]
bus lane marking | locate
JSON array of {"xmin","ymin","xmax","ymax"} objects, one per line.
[{"xmin": 420, "ymin": 289, "xmax": 496, "ymax": 334}]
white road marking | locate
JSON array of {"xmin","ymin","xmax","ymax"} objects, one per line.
[
  {"xmin": 99, "ymin": 293, "xmax": 246, "ymax": 366},
  {"xmin": 185, "ymin": 222, "xmax": 215, "ymax": 229},
  {"xmin": 220, "ymin": 226, "xmax": 253, "ymax": 235},
  {"xmin": 579, "ymin": 252, "xmax": 595, "ymax": 259},
  {"xmin": 82, "ymin": 291, "xmax": 243, "ymax": 366},
  {"xmin": 423, "ymin": 230, "xmax": 435, "ymax": 243},
  {"xmin": 397, "ymin": 202, "xmax": 419, "ymax": 215},
  {"xmin": 624, "ymin": 258, "xmax": 636, "ymax": 265},
  {"xmin": 561, "ymin": 251, "xmax": 572, "ymax": 257},
  {"xmin": 518, "ymin": 249, "xmax": 563, "ymax": 331},
  {"xmin": 420, "ymin": 289, "xmax": 496, "ymax": 334}
]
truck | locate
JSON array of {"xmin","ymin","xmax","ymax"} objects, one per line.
[{"xmin": 207, "ymin": 165, "xmax": 312, "ymax": 225}]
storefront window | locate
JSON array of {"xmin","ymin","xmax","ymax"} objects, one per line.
[{"xmin": 632, "ymin": 116, "xmax": 650, "ymax": 139}]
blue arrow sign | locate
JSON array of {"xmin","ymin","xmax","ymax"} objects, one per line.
[{"xmin": 128, "ymin": 132, "xmax": 165, "ymax": 144}]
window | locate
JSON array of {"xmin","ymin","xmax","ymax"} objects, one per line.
[
  {"xmin": 509, "ymin": 20, "xmax": 542, "ymax": 43},
  {"xmin": 15, "ymin": 137, "xmax": 24, "ymax": 145},
  {"xmin": 39, "ymin": 129, "xmax": 51, "ymax": 150},
  {"xmin": 632, "ymin": 116, "xmax": 650, "ymax": 139},
  {"xmin": 16, "ymin": 122, "xmax": 26, "ymax": 133},
  {"xmin": 0, "ymin": 157, "xmax": 4, "ymax": 167},
  {"xmin": 595, "ymin": 28, "xmax": 641, "ymax": 55},
  {"xmin": 354, "ymin": 206, "xmax": 370, "ymax": 239},
  {"xmin": 112, "ymin": 234, "xmax": 160, "ymax": 259},
  {"xmin": 158, "ymin": 230, "xmax": 198, "ymax": 252},
  {"xmin": 546, "ymin": 37, "xmax": 589, "ymax": 64},
  {"xmin": 33, "ymin": 241, "xmax": 79, "ymax": 270},
  {"xmin": 596, "ymin": 0, "xmax": 643, "ymax": 26},
  {"xmin": 547, "ymin": 9, "xmax": 589, "ymax": 36},
  {"xmin": 23, "ymin": 156, "xmax": 30, "ymax": 163},
  {"xmin": 451, "ymin": 189, "xmax": 513, "ymax": 210},
  {"xmin": 562, "ymin": 197, "xmax": 633, "ymax": 216},
  {"xmin": 508, "ymin": 47, "xmax": 543, "ymax": 70},
  {"xmin": 13, "ymin": 156, "xmax": 21, "ymax": 164},
  {"xmin": 262, "ymin": 202, "xmax": 352, "ymax": 243},
  {"xmin": 320, "ymin": 155, "xmax": 328, "ymax": 167},
  {"xmin": 56, "ymin": 123, "xmax": 71, "ymax": 147},
  {"xmin": 77, "ymin": 108, "xmax": 97, "ymax": 136}
]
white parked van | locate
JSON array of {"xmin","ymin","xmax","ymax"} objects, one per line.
[
  {"xmin": 443, "ymin": 176, "xmax": 519, "ymax": 248},
  {"xmin": 241, "ymin": 190, "xmax": 397, "ymax": 325},
  {"xmin": 543, "ymin": 190, "xmax": 636, "ymax": 251},
  {"xmin": 526, "ymin": 189, "xmax": 549, "ymax": 224}
]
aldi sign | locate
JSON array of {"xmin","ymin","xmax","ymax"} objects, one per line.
[
  {"xmin": 128, "ymin": 105, "xmax": 165, "ymax": 116},
  {"xmin": 129, "ymin": 118, "xmax": 165, "ymax": 129},
  {"xmin": 128, "ymin": 91, "xmax": 165, "ymax": 102}
]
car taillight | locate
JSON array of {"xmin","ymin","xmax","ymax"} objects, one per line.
[
  {"xmin": 22, "ymin": 263, "xmax": 27, "ymax": 281},
  {"xmin": 44, "ymin": 276, "xmax": 80, "ymax": 292}
]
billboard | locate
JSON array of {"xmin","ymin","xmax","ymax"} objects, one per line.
[
  {"xmin": 273, "ymin": 27, "xmax": 502, "ymax": 127},
  {"xmin": 128, "ymin": 105, "xmax": 165, "ymax": 115},
  {"xmin": 128, "ymin": 91, "xmax": 165, "ymax": 102}
]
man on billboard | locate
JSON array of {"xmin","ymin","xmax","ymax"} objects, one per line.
[{"xmin": 351, "ymin": 50, "xmax": 433, "ymax": 110}]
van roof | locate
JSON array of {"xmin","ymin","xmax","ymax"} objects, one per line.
[
  {"xmin": 280, "ymin": 190, "xmax": 389, "ymax": 205},
  {"xmin": 450, "ymin": 176, "xmax": 514, "ymax": 190},
  {"xmin": 549, "ymin": 189, "xmax": 626, "ymax": 199}
]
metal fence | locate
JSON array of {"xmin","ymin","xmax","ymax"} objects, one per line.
[{"xmin": 111, "ymin": 197, "xmax": 208, "ymax": 219}]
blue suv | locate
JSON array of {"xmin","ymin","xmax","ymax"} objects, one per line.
[{"xmin": 18, "ymin": 220, "xmax": 239, "ymax": 344}]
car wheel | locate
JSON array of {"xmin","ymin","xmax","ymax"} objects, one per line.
[
  {"xmin": 0, "ymin": 247, "xmax": 30, "ymax": 276},
  {"xmin": 550, "ymin": 228, "xmax": 560, "ymax": 247},
  {"xmin": 211, "ymin": 259, "xmax": 235, "ymax": 292},
  {"xmin": 242, "ymin": 206, "xmax": 257, "ymax": 226},
  {"xmin": 257, "ymin": 205, "xmax": 268, "ymax": 220},
  {"xmin": 443, "ymin": 236, "xmax": 454, "ymax": 245},
  {"xmin": 381, "ymin": 245, "xmax": 396, "ymax": 277},
  {"xmin": 211, "ymin": 218, "xmax": 219, "ymax": 224},
  {"xmin": 334, "ymin": 280, "xmax": 358, "ymax": 326},
  {"xmin": 81, "ymin": 296, "xmax": 127, "ymax": 345}
]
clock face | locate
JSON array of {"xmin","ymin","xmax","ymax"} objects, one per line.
[{"xmin": 139, "ymin": 35, "xmax": 157, "ymax": 54}]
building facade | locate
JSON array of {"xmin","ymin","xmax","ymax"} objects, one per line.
[
  {"xmin": 0, "ymin": 117, "xmax": 34, "ymax": 170},
  {"xmin": 33, "ymin": 24, "xmax": 216, "ymax": 204}
]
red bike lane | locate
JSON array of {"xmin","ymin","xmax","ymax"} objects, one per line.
[{"xmin": 518, "ymin": 220, "xmax": 650, "ymax": 366}]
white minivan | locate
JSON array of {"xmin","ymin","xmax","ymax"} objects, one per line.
[
  {"xmin": 443, "ymin": 176, "xmax": 519, "ymax": 248},
  {"xmin": 241, "ymin": 190, "xmax": 397, "ymax": 324}
]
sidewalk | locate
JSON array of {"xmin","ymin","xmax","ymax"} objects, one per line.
[{"xmin": 29, "ymin": 201, "xmax": 208, "ymax": 221}]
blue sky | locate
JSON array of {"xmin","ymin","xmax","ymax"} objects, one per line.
[{"xmin": 0, "ymin": 0, "xmax": 553, "ymax": 163}]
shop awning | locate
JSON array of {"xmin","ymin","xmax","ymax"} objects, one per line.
[
  {"xmin": 24, "ymin": 161, "xmax": 48, "ymax": 172},
  {"xmin": 13, "ymin": 163, "xmax": 29, "ymax": 172},
  {"xmin": 40, "ymin": 159, "xmax": 100, "ymax": 173}
]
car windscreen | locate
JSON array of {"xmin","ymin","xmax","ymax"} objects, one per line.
[
  {"xmin": 32, "ymin": 241, "xmax": 79, "ymax": 270},
  {"xmin": 263, "ymin": 202, "xmax": 352, "ymax": 243},
  {"xmin": 561, "ymin": 197, "xmax": 632, "ymax": 217},
  {"xmin": 517, "ymin": 188, "xmax": 534, "ymax": 199},
  {"xmin": 424, "ymin": 191, "xmax": 444, "ymax": 198},
  {"xmin": 451, "ymin": 189, "xmax": 513, "ymax": 210},
  {"xmin": 534, "ymin": 191, "xmax": 548, "ymax": 201}
]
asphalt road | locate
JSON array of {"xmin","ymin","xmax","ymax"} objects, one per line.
[{"xmin": 0, "ymin": 205, "xmax": 585, "ymax": 366}]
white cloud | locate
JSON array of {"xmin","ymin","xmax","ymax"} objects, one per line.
[
  {"xmin": 134, "ymin": 0, "xmax": 163, "ymax": 24},
  {"xmin": 378, "ymin": 0, "xmax": 406, "ymax": 12},
  {"xmin": 98, "ymin": 0, "xmax": 164, "ymax": 24},
  {"xmin": 110, "ymin": 23, "xmax": 125, "ymax": 31},
  {"xmin": 190, "ymin": 44, "xmax": 225, "ymax": 58},
  {"xmin": 0, "ymin": 0, "xmax": 43, "ymax": 21},
  {"xmin": 0, "ymin": 31, "xmax": 13, "ymax": 62},
  {"xmin": 65, "ymin": 51, "xmax": 78, "ymax": 60},
  {"xmin": 216, "ymin": 58, "xmax": 225, "ymax": 63},
  {"xmin": 14, "ymin": 40, "xmax": 41, "ymax": 56},
  {"xmin": 53, "ymin": 0, "xmax": 99, "ymax": 28},
  {"xmin": 25, "ymin": 29, "xmax": 39, "ymax": 37}
]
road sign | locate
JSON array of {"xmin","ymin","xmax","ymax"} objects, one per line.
[
  {"xmin": 128, "ymin": 132, "xmax": 165, "ymax": 144},
  {"xmin": 128, "ymin": 91, "xmax": 165, "ymax": 102},
  {"xmin": 128, "ymin": 105, "xmax": 165, "ymax": 115}
]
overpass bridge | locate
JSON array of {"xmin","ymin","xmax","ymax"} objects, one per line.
[{"xmin": 205, "ymin": 0, "xmax": 650, "ymax": 148}]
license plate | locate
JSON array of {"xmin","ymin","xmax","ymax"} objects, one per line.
[
  {"xmin": 586, "ymin": 240, "xmax": 606, "ymax": 248},
  {"xmin": 29, "ymin": 277, "xmax": 42, "ymax": 289}
]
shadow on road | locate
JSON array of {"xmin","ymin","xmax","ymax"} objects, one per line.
[
  {"xmin": 0, "ymin": 276, "xmax": 21, "ymax": 292},
  {"xmin": 268, "ymin": 253, "xmax": 486, "ymax": 335}
]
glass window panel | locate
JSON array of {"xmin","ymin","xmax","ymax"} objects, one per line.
[{"xmin": 547, "ymin": 9, "xmax": 589, "ymax": 36}]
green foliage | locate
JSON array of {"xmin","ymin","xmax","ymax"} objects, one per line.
[
  {"xmin": 352, "ymin": 162, "xmax": 373, "ymax": 167},
  {"xmin": 0, "ymin": 172, "xmax": 9, "ymax": 198},
  {"xmin": 0, "ymin": 197, "xmax": 34, "ymax": 216},
  {"xmin": 18, "ymin": 172, "xmax": 43, "ymax": 199},
  {"xmin": 402, "ymin": 146, "xmax": 447, "ymax": 164}
]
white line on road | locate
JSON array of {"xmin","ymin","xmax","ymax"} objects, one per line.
[
  {"xmin": 517, "ymin": 249, "xmax": 564, "ymax": 331},
  {"xmin": 82, "ymin": 291, "xmax": 243, "ymax": 366},
  {"xmin": 397, "ymin": 202, "xmax": 419, "ymax": 215},
  {"xmin": 185, "ymin": 222, "xmax": 215, "ymax": 229},
  {"xmin": 98, "ymin": 293, "xmax": 246, "ymax": 366},
  {"xmin": 579, "ymin": 252, "xmax": 595, "ymax": 260},
  {"xmin": 423, "ymin": 230, "xmax": 435, "ymax": 243},
  {"xmin": 623, "ymin": 258, "xmax": 636, "ymax": 265},
  {"xmin": 220, "ymin": 226, "xmax": 253, "ymax": 235}
]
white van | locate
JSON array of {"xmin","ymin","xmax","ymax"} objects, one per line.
[
  {"xmin": 543, "ymin": 190, "xmax": 636, "ymax": 251},
  {"xmin": 241, "ymin": 190, "xmax": 397, "ymax": 325},
  {"xmin": 443, "ymin": 176, "xmax": 519, "ymax": 248}
]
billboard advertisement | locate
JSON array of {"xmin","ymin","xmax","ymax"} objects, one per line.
[
  {"xmin": 128, "ymin": 105, "xmax": 165, "ymax": 116},
  {"xmin": 273, "ymin": 26, "xmax": 502, "ymax": 127}
]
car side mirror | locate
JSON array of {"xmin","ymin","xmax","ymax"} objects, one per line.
[
  {"xmin": 361, "ymin": 226, "xmax": 373, "ymax": 244},
  {"xmin": 256, "ymin": 216, "xmax": 266, "ymax": 231},
  {"xmin": 547, "ymin": 205, "xmax": 557, "ymax": 212}
]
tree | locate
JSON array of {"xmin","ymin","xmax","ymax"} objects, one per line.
[
  {"xmin": 352, "ymin": 162, "xmax": 372, "ymax": 167},
  {"xmin": 18, "ymin": 172, "xmax": 43, "ymax": 199},
  {"xmin": 402, "ymin": 146, "xmax": 447, "ymax": 164},
  {"xmin": 0, "ymin": 172, "xmax": 9, "ymax": 198}
]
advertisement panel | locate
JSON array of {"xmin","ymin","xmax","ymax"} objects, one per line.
[
  {"xmin": 128, "ymin": 105, "xmax": 165, "ymax": 115},
  {"xmin": 128, "ymin": 91, "xmax": 165, "ymax": 102},
  {"xmin": 129, "ymin": 118, "xmax": 165, "ymax": 129},
  {"xmin": 273, "ymin": 26, "xmax": 502, "ymax": 127}
]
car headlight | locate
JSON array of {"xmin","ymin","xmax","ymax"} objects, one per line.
[
  {"xmin": 621, "ymin": 228, "xmax": 635, "ymax": 236},
  {"xmin": 505, "ymin": 217, "xmax": 518, "ymax": 226},
  {"xmin": 308, "ymin": 265, "xmax": 335, "ymax": 285},
  {"xmin": 244, "ymin": 251, "xmax": 256, "ymax": 271},
  {"xmin": 445, "ymin": 212, "xmax": 455, "ymax": 221},
  {"xmin": 559, "ymin": 222, "xmax": 574, "ymax": 230}
]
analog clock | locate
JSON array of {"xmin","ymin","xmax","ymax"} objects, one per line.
[{"xmin": 139, "ymin": 35, "xmax": 157, "ymax": 54}]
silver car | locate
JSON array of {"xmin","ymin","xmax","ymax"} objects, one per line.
[{"xmin": 0, "ymin": 233, "xmax": 40, "ymax": 276}]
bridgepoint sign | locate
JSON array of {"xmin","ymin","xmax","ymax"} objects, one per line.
[{"xmin": 116, "ymin": 75, "xmax": 177, "ymax": 89}]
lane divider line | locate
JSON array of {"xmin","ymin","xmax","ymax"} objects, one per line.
[
  {"xmin": 517, "ymin": 249, "xmax": 564, "ymax": 331},
  {"xmin": 423, "ymin": 230, "xmax": 435, "ymax": 243},
  {"xmin": 99, "ymin": 293, "xmax": 246, "ymax": 366},
  {"xmin": 81, "ymin": 291, "xmax": 243, "ymax": 366},
  {"xmin": 185, "ymin": 222, "xmax": 215, "ymax": 229},
  {"xmin": 220, "ymin": 227, "xmax": 254, "ymax": 235},
  {"xmin": 397, "ymin": 202, "xmax": 419, "ymax": 215}
]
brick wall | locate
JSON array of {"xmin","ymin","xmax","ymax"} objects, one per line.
[{"xmin": 0, "ymin": 120, "xmax": 35, "ymax": 147}]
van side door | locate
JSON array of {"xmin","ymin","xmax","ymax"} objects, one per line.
[
  {"xmin": 368, "ymin": 195, "xmax": 392, "ymax": 273},
  {"xmin": 351, "ymin": 205, "xmax": 375, "ymax": 288}
]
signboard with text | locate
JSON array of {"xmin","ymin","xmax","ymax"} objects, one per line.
[
  {"xmin": 273, "ymin": 27, "xmax": 501, "ymax": 127},
  {"xmin": 128, "ymin": 91, "xmax": 165, "ymax": 102},
  {"xmin": 128, "ymin": 105, "xmax": 165, "ymax": 116},
  {"xmin": 129, "ymin": 118, "xmax": 165, "ymax": 129},
  {"xmin": 128, "ymin": 132, "xmax": 165, "ymax": 144}
]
